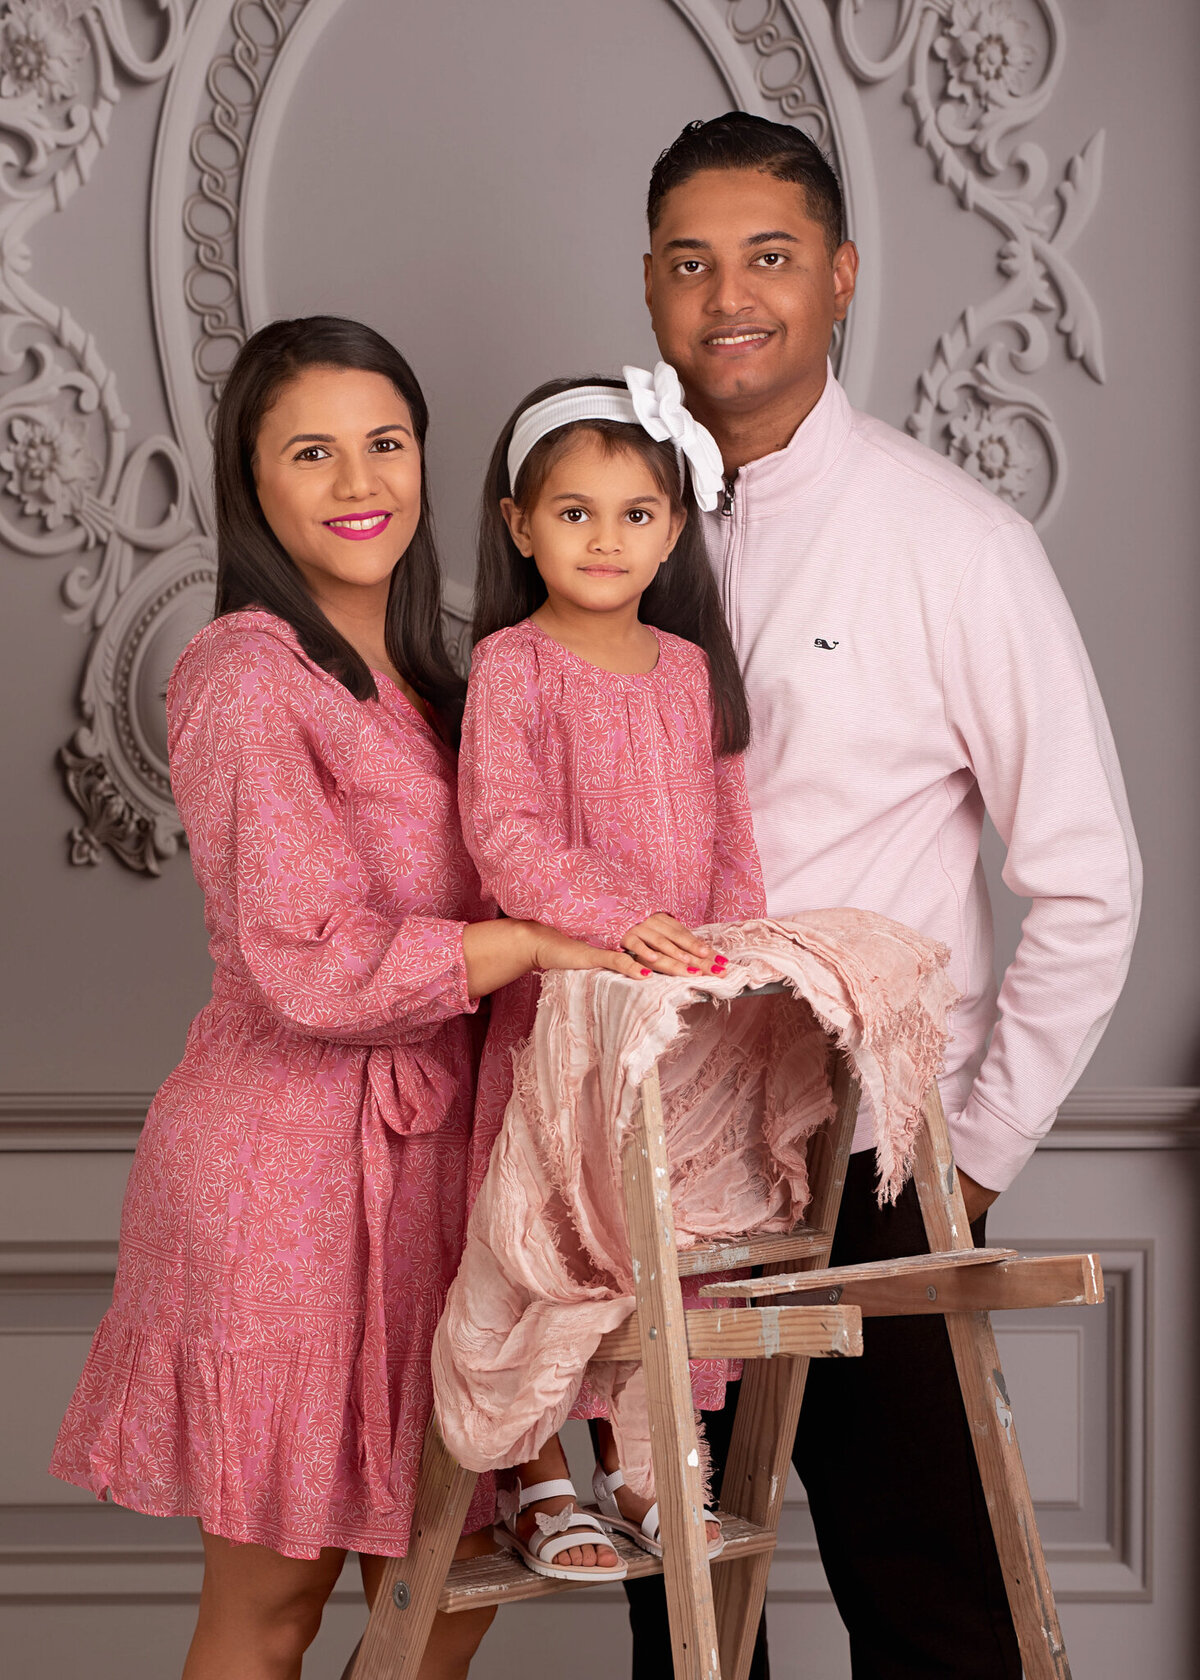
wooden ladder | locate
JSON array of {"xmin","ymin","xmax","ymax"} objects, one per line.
[{"xmin": 347, "ymin": 991, "xmax": 1101, "ymax": 1680}]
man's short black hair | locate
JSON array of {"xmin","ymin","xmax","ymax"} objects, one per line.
[{"xmin": 647, "ymin": 111, "xmax": 845, "ymax": 257}]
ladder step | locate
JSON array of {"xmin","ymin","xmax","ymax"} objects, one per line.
[
  {"xmin": 676, "ymin": 1224, "xmax": 831, "ymax": 1277},
  {"xmin": 698, "ymin": 1251, "xmax": 1106, "ymax": 1318},
  {"xmin": 593, "ymin": 1303, "xmax": 862, "ymax": 1362},
  {"xmin": 698, "ymin": 1246, "xmax": 1018, "ymax": 1298},
  {"xmin": 438, "ymin": 1512, "xmax": 776, "ymax": 1612}
]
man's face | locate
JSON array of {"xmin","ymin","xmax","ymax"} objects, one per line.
[{"xmin": 644, "ymin": 168, "xmax": 857, "ymax": 416}]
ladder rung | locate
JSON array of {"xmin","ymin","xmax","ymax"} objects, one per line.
[
  {"xmin": 698, "ymin": 1246, "xmax": 1019, "ymax": 1297},
  {"xmin": 702, "ymin": 1251, "xmax": 1104, "ymax": 1317},
  {"xmin": 676, "ymin": 1224, "xmax": 831, "ymax": 1276},
  {"xmin": 592, "ymin": 1303, "xmax": 861, "ymax": 1362},
  {"xmin": 437, "ymin": 1512, "xmax": 776, "ymax": 1612}
]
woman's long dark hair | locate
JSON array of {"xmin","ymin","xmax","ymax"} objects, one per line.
[
  {"xmin": 213, "ymin": 315, "xmax": 465, "ymax": 740},
  {"xmin": 474, "ymin": 376, "xmax": 751, "ymax": 755}
]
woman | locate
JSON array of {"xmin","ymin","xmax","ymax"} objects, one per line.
[{"xmin": 49, "ymin": 317, "xmax": 644, "ymax": 1680}]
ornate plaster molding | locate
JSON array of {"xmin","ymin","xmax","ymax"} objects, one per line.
[
  {"xmin": 834, "ymin": 0, "xmax": 1104, "ymax": 526},
  {"xmin": 9, "ymin": 0, "xmax": 1098, "ymax": 871}
]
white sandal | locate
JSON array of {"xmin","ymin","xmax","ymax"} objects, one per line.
[
  {"xmin": 494, "ymin": 1477, "xmax": 628, "ymax": 1583},
  {"xmin": 592, "ymin": 1465, "xmax": 725, "ymax": 1560}
]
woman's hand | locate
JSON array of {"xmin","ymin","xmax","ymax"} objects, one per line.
[
  {"xmin": 462, "ymin": 918, "xmax": 645, "ymax": 998},
  {"xmin": 621, "ymin": 913, "xmax": 726, "ymax": 978},
  {"xmin": 528, "ymin": 924, "xmax": 646, "ymax": 980}
]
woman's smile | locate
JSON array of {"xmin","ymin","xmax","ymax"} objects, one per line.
[{"xmin": 323, "ymin": 509, "xmax": 393, "ymax": 541}]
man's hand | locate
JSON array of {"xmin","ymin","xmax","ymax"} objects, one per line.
[{"xmin": 956, "ymin": 1166, "xmax": 1000, "ymax": 1225}]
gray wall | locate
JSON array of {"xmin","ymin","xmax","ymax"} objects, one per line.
[{"xmin": 2, "ymin": 2, "xmax": 1196, "ymax": 1675}]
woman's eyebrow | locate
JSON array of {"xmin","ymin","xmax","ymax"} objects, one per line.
[
  {"xmin": 281, "ymin": 421, "xmax": 413, "ymax": 450},
  {"xmin": 283, "ymin": 432, "xmax": 334, "ymax": 450}
]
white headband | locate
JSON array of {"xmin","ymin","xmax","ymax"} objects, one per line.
[{"xmin": 505, "ymin": 361, "xmax": 725, "ymax": 513}]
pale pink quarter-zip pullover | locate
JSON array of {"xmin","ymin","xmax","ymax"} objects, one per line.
[{"xmin": 705, "ymin": 367, "xmax": 1141, "ymax": 1191}]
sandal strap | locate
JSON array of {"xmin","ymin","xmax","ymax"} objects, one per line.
[
  {"xmin": 639, "ymin": 1501, "xmax": 721, "ymax": 1543},
  {"xmin": 529, "ymin": 1509, "xmax": 612, "ymax": 1562},
  {"xmin": 592, "ymin": 1466, "xmax": 625, "ymax": 1503},
  {"xmin": 518, "ymin": 1477, "xmax": 577, "ymax": 1509}
]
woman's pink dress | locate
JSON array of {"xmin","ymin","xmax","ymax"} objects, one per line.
[
  {"xmin": 458, "ymin": 618, "xmax": 766, "ymax": 1415},
  {"xmin": 50, "ymin": 610, "xmax": 494, "ymax": 1559}
]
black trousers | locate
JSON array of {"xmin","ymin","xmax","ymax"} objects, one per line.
[{"xmin": 620, "ymin": 1152, "xmax": 1022, "ymax": 1680}]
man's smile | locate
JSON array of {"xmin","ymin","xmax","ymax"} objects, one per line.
[{"xmin": 702, "ymin": 326, "xmax": 775, "ymax": 355}]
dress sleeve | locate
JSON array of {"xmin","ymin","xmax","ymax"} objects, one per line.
[
  {"xmin": 169, "ymin": 633, "xmax": 475, "ymax": 1044},
  {"xmin": 458, "ymin": 636, "xmax": 660, "ymax": 946},
  {"xmin": 706, "ymin": 749, "xmax": 767, "ymax": 922}
]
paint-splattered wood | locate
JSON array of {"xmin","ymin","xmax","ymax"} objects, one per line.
[
  {"xmin": 675, "ymin": 1225, "xmax": 831, "ymax": 1277},
  {"xmin": 623, "ymin": 1062, "xmax": 722, "ymax": 1680},
  {"xmin": 593, "ymin": 1302, "xmax": 862, "ymax": 1362},
  {"xmin": 713, "ymin": 1053, "xmax": 862, "ymax": 1680},
  {"xmin": 437, "ymin": 1513, "xmax": 775, "ymax": 1612},
  {"xmin": 699, "ymin": 1246, "xmax": 1020, "ymax": 1298},
  {"xmin": 716, "ymin": 1252, "xmax": 1103, "ymax": 1317},
  {"xmin": 913, "ymin": 1084, "xmax": 1072, "ymax": 1680},
  {"xmin": 348, "ymin": 1420, "xmax": 478, "ymax": 1680}
]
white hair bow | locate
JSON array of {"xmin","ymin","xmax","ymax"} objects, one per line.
[{"xmin": 622, "ymin": 362, "xmax": 726, "ymax": 513}]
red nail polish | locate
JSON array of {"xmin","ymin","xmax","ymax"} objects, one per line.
[
  {"xmin": 687, "ymin": 966, "xmax": 700, "ymax": 973},
  {"xmin": 640, "ymin": 968, "xmax": 650, "ymax": 976},
  {"xmin": 710, "ymin": 965, "xmax": 722, "ymax": 974}
]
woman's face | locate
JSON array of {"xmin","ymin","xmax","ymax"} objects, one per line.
[{"xmin": 252, "ymin": 365, "xmax": 423, "ymax": 605}]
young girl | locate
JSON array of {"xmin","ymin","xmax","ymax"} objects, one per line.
[
  {"xmin": 459, "ymin": 364, "xmax": 766, "ymax": 1582},
  {"xmin": 48, "ymin": 317, "xmax": 646, "ymax": 1680}
]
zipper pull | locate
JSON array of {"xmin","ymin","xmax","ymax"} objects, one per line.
[{"xmin": 720, "ymin": 476, "xmax": 735, "ymax": 518}]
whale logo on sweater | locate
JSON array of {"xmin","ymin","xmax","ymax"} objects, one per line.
[{"xmin": 813, "ymin": 638, "xmax": 840, "ymax": 650}]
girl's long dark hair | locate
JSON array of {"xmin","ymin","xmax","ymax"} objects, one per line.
[
  {"xmin": 213, "ymin": 315, "xmax": 465, "ymax": 741},
  {"xmin": 474, "ymin": 376, "xmax": 751, "ymax": 756}
]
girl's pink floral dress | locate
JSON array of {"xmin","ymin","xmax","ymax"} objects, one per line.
[
  {"xmin": 50, "ymin": 611, "xmax": 494, "ymax": 1558},
  {"xmin": 459, "ymin": 618, "xmax": 766, "ymax": 1415}
]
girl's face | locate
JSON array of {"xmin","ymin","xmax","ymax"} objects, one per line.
[
  {"xmin": 502, "ymin": 432, "xmax": 684, "ymax": 618},
  {"xmin": 253, "ymin": 365, "xmax": 422, "ymax": 603}
]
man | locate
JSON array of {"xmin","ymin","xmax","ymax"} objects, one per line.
[{"xmin": 625, "ymin": 112, "xmax": 1141, "ymax": 1679}]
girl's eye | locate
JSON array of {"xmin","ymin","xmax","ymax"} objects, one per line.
[
  {"xmin": 626, "ymin": 509, "xmax": 652, "ymax": 525},
  {"xmin": 294, "ymin": 445, "xmax": 330, "ymax": 462},
  {"xmin": 561, "ymin": 507, "xmax": 590, "ymax": 523},
  {"xmin": 369, "ymin": 437, "xmax": 403, "ymax": 453}
]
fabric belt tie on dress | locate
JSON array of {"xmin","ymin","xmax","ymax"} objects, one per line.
[{"xmin": 357, "ymin": 1042, "xmax": 460, "ymax": 1512}]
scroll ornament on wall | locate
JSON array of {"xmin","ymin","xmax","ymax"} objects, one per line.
[
  {"xmin": 0, "ymin": 0, "xmax": 202, "ymax": 873},
  {"xmin": 835, "ymin": 0, "xmax": 1104, "ymax": 525}
]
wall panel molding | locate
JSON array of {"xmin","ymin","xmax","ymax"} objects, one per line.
[
  {"xmin": 762, "ymin": 1240, "xmax": 1152, "ymax": 1603},
  {"xmin": 3, "ymin": 1083, "xmax": 1195, "ymax": 1153}
]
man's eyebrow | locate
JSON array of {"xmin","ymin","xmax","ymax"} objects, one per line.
[{"xmin": 662, "ymin": 230, "xmax": 800, "ymax": 254}]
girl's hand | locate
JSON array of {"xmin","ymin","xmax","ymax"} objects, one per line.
[
  {"xmin": 621, "ymin": 914, "xmax": 725, "ymax": 978},
  {"xmin": 528, "ymin": 923, "xmax": 647, "ymax": 981}
]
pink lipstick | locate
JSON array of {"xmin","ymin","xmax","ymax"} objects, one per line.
[{"xmin": 324, "ymin": 510, "xmax": 392, "ymax": 541}]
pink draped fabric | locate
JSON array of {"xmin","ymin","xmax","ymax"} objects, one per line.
[
  {"xmin": 432, "ymin": 911, "xmax": 958, "ymax": 1500},
  {"xmin": 50, "ymin": 612, "xmax": 494, "ymax": 1559}
]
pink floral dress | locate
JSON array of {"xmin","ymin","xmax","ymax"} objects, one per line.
[
  {"xmin": 50, "ymin": 611, "xmax": 494, "ymax": 1559},
  {"xmin": 459, "ymin": 619, "xmax": 766, "ymax": 1415}
]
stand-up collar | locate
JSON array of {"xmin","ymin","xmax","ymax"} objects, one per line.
[{"xmin": 728, "ymin": 359, "xmax": 852, "ymax": 513}]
